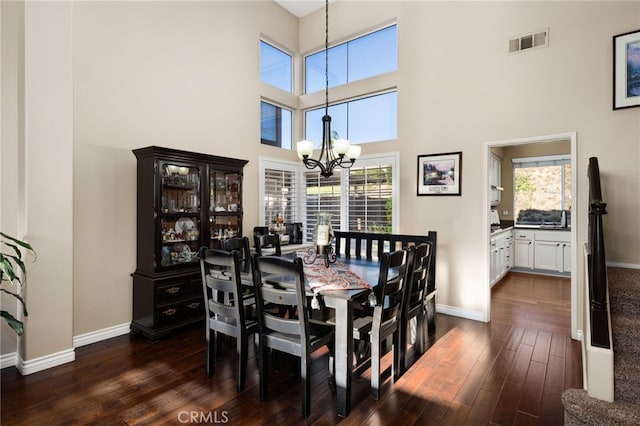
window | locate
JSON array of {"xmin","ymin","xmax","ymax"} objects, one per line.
[
  {"xmin": 304, "ymin": 154, "xmax": 398, "ymax": 241},
  {"xmin": 513, "ymin": 155, "xmax": 571, "ymax": 226},
  {"xmin": 260, "ymin": 101, "xmax": 292, "ymax": 149},
  {"xmin": 348, "ymin": 163, "xmax": 393, "ymax": 233},
  {"xmin": 305, "ymin": 91, "xmax": 397, "ymax": 146},
  {"xmin": 259, "ymin": 159, "xmax": 301, "ymax": 226},
  {"xmin": 304, "ymin": 171, "xmax": 343, "ymax": 242},
  {"xmin": 305, "ymin": 25, "xmax": 397, "ymax": 93},
  {"xmin": 260, "ymin": 41, "xmax": 292, "ymax": 92}
]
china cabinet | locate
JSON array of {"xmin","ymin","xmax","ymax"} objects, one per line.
[{"xmin": 131, "ymin": 146, "xmax": 248, "ymax": 340}]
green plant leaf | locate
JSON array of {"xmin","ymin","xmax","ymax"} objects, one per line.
[
  {"xmin": 0, "ymin": 288, "xmax": 28, "ymax": 316},
  {"xmin": 0, "ymin": 232, "xmax": 35, "ymax": 253},
  {"xmin": 1, "ymin": 310, "xmax": 24, "ymax": 336},
  {"xmin": 0, "ymin": 253, "xmax": 21, "ymax": 283}
]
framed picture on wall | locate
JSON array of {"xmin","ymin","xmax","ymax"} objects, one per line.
[
  {"xmin": 417, "ymin": 151, "xmax": 462, "ymax": 196},
  {"xmin": 613, "ymin": 29, "xmax": 640, "ymax": 110}
]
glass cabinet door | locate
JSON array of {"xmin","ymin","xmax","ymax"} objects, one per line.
[
  {"xmin": 159, "ymin": 162, "xmax": 201, "ymax": 267},
  {"xmin": 209, "ymin": 170, "xmax": 241, "ymax": 247}
]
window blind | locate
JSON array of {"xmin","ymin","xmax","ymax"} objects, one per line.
[
  {"xmin": 264, "ymin": 168, "xmax": 297, "ymax": 225},
  {"xmin": 304, "ymin": 170, "xmax": 342, "ymax": 242},
  {"xmin": 348, "ymin": 164, "xmax": 393, "ymax": 233}
]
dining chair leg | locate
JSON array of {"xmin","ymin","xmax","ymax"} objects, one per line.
[
  {"xmin": 393, "ymin": 329, "xmax": 401, "ymax": 382},
  {"xmin": 302, "ymin": 357, "xmax": 311, "ymax": 418},
  {"xmin": 398, "ymin": 323, "xmax": 407, "ymax": 378},
  {"xmin": 206, "ymin": 331, "xmax": 215, "ymax": 377},
  {"xmin": 214, "ymin": 331, "xmax": 224, "ymax": 360},
  {"xmin": 371, "ymin": 337, "xmax": 380, "ymax": 400},
  {"xmin": 237, "ymin": 335, "xmax": 248, "ymax": 392},
  {"xmin": 426, "ymin": 298, "xmax": 436, "ymax": 333},
  {"xmin": 258, "ymin": 341, "xmax": 268, "ymax": 400},
  {"xmin": 416, "ymin": 314, "xmax": 426, "ymax": 355}
]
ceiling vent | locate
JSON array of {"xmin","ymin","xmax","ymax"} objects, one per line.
[{"xmin": 508, "ymin": 29, "xmax": 549, "ymax": 54}]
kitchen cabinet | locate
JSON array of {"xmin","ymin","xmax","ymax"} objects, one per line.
[
  {"xmin": 512, "ymin": 229, "xmax": 570, "ymax": 274},
  {"xmin": 489, "ymin": 153, "xmax": 502, "ymax": 206},
  {"xmin": 514, "ymin": 230, "xmax": 534, "ymax": 269},
  {"xmin": 131, "ymin": 146, "xmax": 248, "ymax": 341},
  {"xmin": 562, "ymin": 243, "xmax": 572, "ymax": 272},
  {"xmin": 490, "ymin": 230, "xmax": 513, "ymax": 286},
  {"xmin": 534, "ymin": 241, "xmax": 562, "ymax": 270}
]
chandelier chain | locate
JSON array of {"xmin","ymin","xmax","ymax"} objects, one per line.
[{"xmin": 325, "ymin": 0, "xmax": 329, "ymax": 117}]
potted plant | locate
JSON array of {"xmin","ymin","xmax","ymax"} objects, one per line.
[{"xmin": 0, "ymin": 232, "xmax": 36, "ymax": 336}]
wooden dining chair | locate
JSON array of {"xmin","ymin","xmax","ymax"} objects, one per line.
[
  {"xmin": 199, "ymin": 248, "xmax": 258, "ymax": 392},
  {"xmin": 398, "ymin": 242, "xmax": 433, "ymax": 378},
  {"xmin": 352, "ymin": 249, "xmax": 408, "ymax": 400},
  {"xmin": 253, "ymin": 234, "xmax": 282, "ymax": 256},
  {"xmin": 250, "ymin": 254, "xmax": 334, "ymax": 418},
  {"xmin": 221, "ymin": 236, "xmax": 251, "ymax": 274}
]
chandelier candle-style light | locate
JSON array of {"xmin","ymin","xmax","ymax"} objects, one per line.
[{"xmin": 296, "ymin": 0, "xmax": 361, "ymax": 178}]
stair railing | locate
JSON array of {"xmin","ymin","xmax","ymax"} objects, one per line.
[{"xmin": 587, "ymin": 157, "xmax": 610, "ymax": 348}]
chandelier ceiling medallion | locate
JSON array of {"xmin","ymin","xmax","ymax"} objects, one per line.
[{"xmin": 296, "ymin": 0, "xmax": 361, "ymax": 178}]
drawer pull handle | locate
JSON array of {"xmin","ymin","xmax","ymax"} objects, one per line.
[
  {"xmin": 187, "ymin": 302, "xmax": 200, "ymax": 309},
  {"xmin": 162, "ymin": 308, "xmax": 177, "ymax": 316},
  {"xmin": 165, "ymin": 287, "xmax": 181, "ymax": 294}
]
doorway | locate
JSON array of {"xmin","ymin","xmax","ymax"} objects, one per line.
[{"xmin": 484, "ymin": 132, "xmax": 578, "ymax": 340}]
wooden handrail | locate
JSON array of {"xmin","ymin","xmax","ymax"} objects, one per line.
[{"xmin": 587, "ymin": 157, "xmax": 610, "ymax": 349}]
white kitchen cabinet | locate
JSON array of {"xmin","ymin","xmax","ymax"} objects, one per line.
[
  {"xmin": 534, "ymin": 241, "xmax": 562, "ymax": 271},
  {"xmin": 489, "ymin": 153, "xmax": 502, "ymax": 206},
  {"xmin": 562, "ymin": 243, "xmax": 572, "ymax": 272},
  {"xmin": 490, "ymin": 230, "xmax": 513, "ymax": 286},
  {"xmin": 512, "ymin": 229, "xmax": 570, "ymax": 274},
  {"xmin": 513, "ymin": 230, "xmax": 534, "ymax": 269}
]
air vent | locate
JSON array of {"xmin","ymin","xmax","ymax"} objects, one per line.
[{"xmin": 508, "ymin": 28, "xmax": 549, "ymax": 54}]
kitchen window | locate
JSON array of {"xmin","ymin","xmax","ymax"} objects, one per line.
[{"xmin": 513, "ymin": 155, "xmax": 571, "ymax": 227}]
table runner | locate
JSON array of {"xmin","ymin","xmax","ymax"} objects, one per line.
[{"xmin": 296, "ymin": 251, "xmax": 372, "ymax": 293}]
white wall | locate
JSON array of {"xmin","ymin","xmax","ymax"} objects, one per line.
[{"xmin": 2, "ymin": 1, "xmax": 639, "ymax": 365}]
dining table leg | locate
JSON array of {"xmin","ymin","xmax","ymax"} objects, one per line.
[{"xmin": 326, "ymin": 297, "xmax": 353, "ymax": 417}]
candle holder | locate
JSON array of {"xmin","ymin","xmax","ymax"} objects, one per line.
[
  {"xmin": 303, "ymin": 244, "xmax": 337, "ymax": 268},
  {"xmin": 303, "ymin": 212, "xmax": 337, "ymax": 268}
]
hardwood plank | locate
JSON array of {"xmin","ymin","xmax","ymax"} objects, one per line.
[
  {"xmin": 518, "ymin": 360, "xmax": 546, "ymax": 417},
  {"xmin": 491, "ymin": 380, "xmax": 523, "ymax": 425}
]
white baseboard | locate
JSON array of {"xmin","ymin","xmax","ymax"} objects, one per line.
[
  {"xmin": 17, "ymin": 348, "xmax": 75, "ymax": 375},
  {"xmin": 0, "ymin": 352, "xmax": 17, "ymax": 369},
  {"xmin": 73, "ymin": 322, "xmax": 131, "ymax": 348},
  {"xmin": 1, "ymin": 323, "xmax": 131, "ymax": 375},
  {"xmin": 436, "ymin": 303, "xmax": 484, "ymax": 322},
  {"xmin": 607, "ymin": 261, "xmax": 640, "ymax": 269}
]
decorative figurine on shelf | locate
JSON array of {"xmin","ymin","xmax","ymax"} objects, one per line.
[{"xmin": 303, "ymin": 212, "xmax": 336, "ymax": 268}]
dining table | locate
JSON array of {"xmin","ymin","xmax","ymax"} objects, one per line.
[{"xmin": 240, "ymin": 249, "xmax": 381, "ymax": 418}]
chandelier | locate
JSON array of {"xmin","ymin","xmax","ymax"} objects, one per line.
[{"xmin": 296, "ymin": 0, "xmax": 361, "ymax": 178}]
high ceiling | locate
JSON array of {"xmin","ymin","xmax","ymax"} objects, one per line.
[{"xmin": 274, "ymin": 0, "xmax": 328, "ymax": 18}]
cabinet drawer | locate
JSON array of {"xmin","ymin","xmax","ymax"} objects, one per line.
[
  {"xmin": 514, "ymin": 230, "xmax": 534, "ymax": 240},
  {"xmin": 156, "ymin": 297, "xmax": 204, "ymax": 326},
  {"xmin": 535, "ymin": 231, "xmax": 570, "ymax": 243},
  {"xmin": 156, "ymin": 280, "xmax": 194, "ymax": 302}
]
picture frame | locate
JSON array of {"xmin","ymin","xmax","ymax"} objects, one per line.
[
  {"xmin": 613, "ymin": 29, "xmax": 640, "ymax": 110},
  {"xmin": 417, "ymin": 151, "xmax": 462, "ymax": 196}
]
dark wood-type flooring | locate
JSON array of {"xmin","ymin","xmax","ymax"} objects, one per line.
[{"xmin": 1, "ymin": 271, "xmax": 581, "ymax": 425}]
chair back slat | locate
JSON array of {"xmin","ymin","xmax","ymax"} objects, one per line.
[
  {"xmin": 374, "ymin": 249, "xmax": 408, "ymax": 326},
  {"xmin": 254, "ymin": 234, "xmax": 282, "ymax": 256},
  {"xmin": 200, "ymin": 249, "xmax": 245, "ymax": 324},
  {"xmin": 221, "ymin": 237, "xmax": 251, "ymax": 273},
  {"xmin": 251, "ymin": 255, "xmax": 309, "ymax": 343}
]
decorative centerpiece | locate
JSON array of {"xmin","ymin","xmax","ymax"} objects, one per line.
[{"xmin": 303, "ymin": 212, "xmax": 336, "ymax": 268}]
